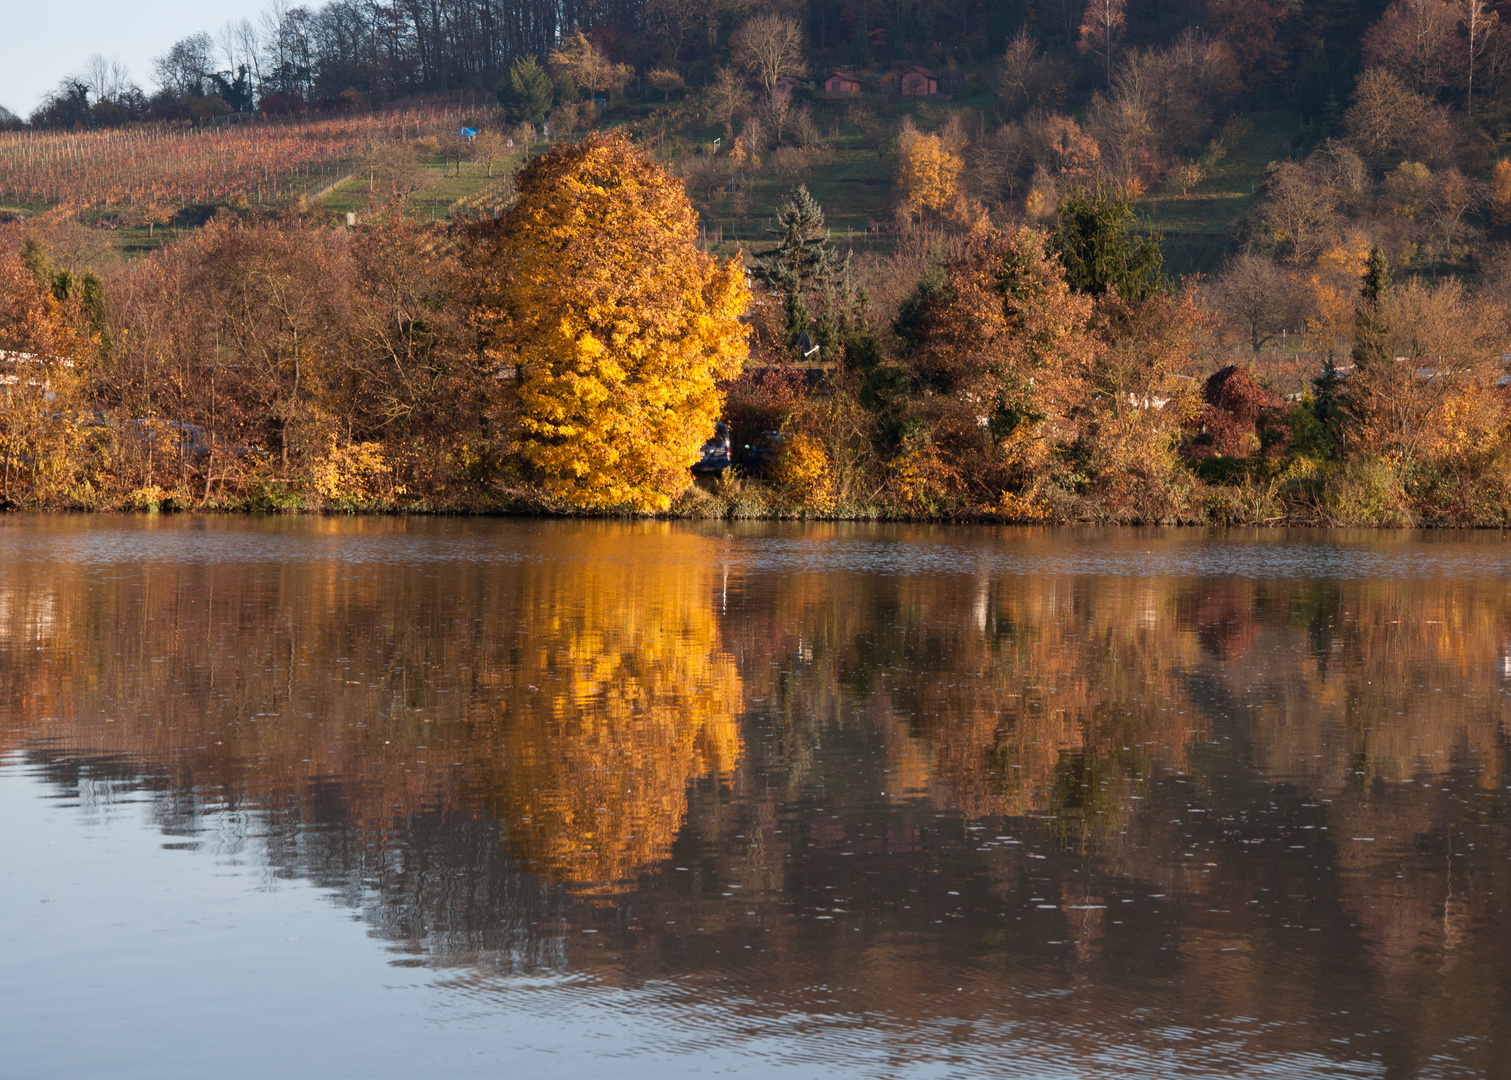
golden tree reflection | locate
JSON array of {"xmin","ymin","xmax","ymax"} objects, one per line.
[
  {"xmin": 478, "ymin": 547, "xmax": 742, "ymax": 890},
  {"xmin": 0, "ymin": 519, "xmax": 742, "ymax": 893}
]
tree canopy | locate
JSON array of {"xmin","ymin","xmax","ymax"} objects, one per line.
[
  {"xmin": 465, "ymin": 132, "xmax": 750, "ymax": 511},
  {"xmin": 1049, "ymin": 183, "xmax": 1165, "ymax": 299}
]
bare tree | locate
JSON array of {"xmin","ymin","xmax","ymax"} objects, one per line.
[
  {"xmin": 1257, "ymin": 161, "xmax": 1341, "ymax": 264},
  {"xmin": 364, "ymin": 142, "xmax": 427, "ymax": 202},
  {"xmin": 704, "ymin": 67, "xmax": 752, "ymax": 132},
  {"xmin": 995, "ymin": 27, "xmax": 1049, "ymax": 109},
  {"xmin": 81, "ymin": 54, "xmax": 132, "ymax": 102},
  {"xmin": 1460, "ymin": 0, "xmax": 1499, "ymax": 114},
  {"xmin": 732, "ymin": 13, "xmax": 806, "ymax": 100},
  {"xmin": 217, "ymin": 19, "xmax": 262, "ymax": 86},
  {"xmin": 153, "ymin": 33, "xmax": 216, "ymax": 97},
  {"xmin": 1212, "ymin": 254, "xmax": 1311, "ymax": 351},
  {"xmin": 1078, "ymin": 0, "xmax": 1127, "ymax": 86},
  {"xmin": 1345, "ymin": 68, "xmax": 1429, "ymax": 163},
  {"xmin": 471, "ymin": 130, "xmax": 507, "ymax": 177},
  {"xmin": 1362, "ymin": 0, "xmax": 1458, "ymax": 97}
]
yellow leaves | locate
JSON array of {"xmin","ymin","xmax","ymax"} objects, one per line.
[
  {"xmin": 548, "ymin": 31, "xmax": 635, "ymax": 98},
  {"xmin": 895, "ymin": 120, "xmax": 968, "ymax": 224},
  {"xmin": 773, "ymin": 431, "xmax": 837, "ymax": 512},
  {"xmin": 1303, "ymin": 229, "xmax": 1373, "ymax": 351},
  {"xmin": 487, "ymin": 536, "xmax": 743, "ymax": 890},
  {"xmin": 889, "ymin": 440, "xmax": 961, "ymax": 511},
  {"xmin": 311, "ymin": 439, "xmax": 391, "ymax": 503},
  {"xmin": 993, "ymin": 488, "xmax": 1049, "ymax": 521},
  {"xmin": 467, "ymin": 133, "xmax": 750, "ymax": 511}
]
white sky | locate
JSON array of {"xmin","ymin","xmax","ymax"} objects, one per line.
[{"xmin": 1, "ymin": 0, "xmax": 259, "ymax": 118}]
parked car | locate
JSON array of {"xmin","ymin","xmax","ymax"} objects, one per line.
[
  {"xmin": 128, "ymin": 418, "xmax": 213, "ymax": 463},
  {"xmin": 736, "ymin": 430, "xmax": 784, "ymax": 478},
  {"xmin": 691, "ymin": 421, "xmax": 733, "ymax": 476}
]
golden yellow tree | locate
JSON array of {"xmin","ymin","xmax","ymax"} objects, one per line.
[
  {"xmin": 895, "ymin": 120, "xmax": 966, "ymax": 223},
  {"xmin": 466, "ymin": 132, "xmax": 751, "ymax": 510}
]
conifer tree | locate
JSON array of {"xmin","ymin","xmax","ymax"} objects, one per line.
[
  {"xmin": 758, "ymin": 185, "xmax": 838, "ymax": 352},
  {"xmin": 1049, "ymin": 183, "xmax": 1164, "ymax": 299},
  {"xmin": 1351, "ymin": 246, "xmax": 1392, "ymax": 372},
  {"xmin": 499, "ymin": 55, "xmax": 553, "ymax": 125}
]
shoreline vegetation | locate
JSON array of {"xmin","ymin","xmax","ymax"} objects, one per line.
[
  {"xmin": 3, "ymin": 131, "xmax": 1510, "ymax": 528},
  {"xmin": 12, "ymin": 0, "xmax": 1511, "ymax": 525}
]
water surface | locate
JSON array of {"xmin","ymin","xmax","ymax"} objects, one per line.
[{"xmin": 2, "ymin": 517, "xmax": 1508, "ymax": 1078}]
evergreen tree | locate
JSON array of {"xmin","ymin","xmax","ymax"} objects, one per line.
[
  {"xmin": 1351, "ymin": 246, "xmax": 1392, "ymax": 373},
  {"xmin": 757, "ymin": 186, "xmax": 839, "ymax": 352},
  {"xmin": 19, "ymin": 237, "xmax": 50, "ymax": 288},
  {"xmin": 1048, "ymin": 182, "xmax": 1164, "ymax": 299},
  {"xmin": 499, "ymin": 55, "xmax": 553, "ymax": 125},
  {"xmin": 759, "ymin": 185, "xmax": 838, "ymax": 289},
  {"xmin": 1335, "ymin": 246, "xmax": 1396, "ymax": 457},
  {"xmin": 813, "ymin": 251, "xmax": 877, "ymax": 364}
]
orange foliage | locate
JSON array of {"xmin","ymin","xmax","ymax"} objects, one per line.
[{"xmin": 464, "ymin": 132, "xmax": 750, "ymax": 511}]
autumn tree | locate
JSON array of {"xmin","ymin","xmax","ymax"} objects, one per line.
[
  {"xmin": 0, "ymin": 244, "xmax": 89, "ymax": 505},
  {"xmin": 895, "ymin": 119, "xmax": 966, "ymax": 223},
  {"xmin": 549, "ymin": 32, "xmax": 634, "ymax": 104},
  {"xmin": 463, "ymin": 133, "xmax": 751, "ymax": 511},
  {"xmin": 732, "ymin": 13, "xmax": 806, "ymax": 100},
  {"xmin": 1344, "ymin": 248, "xmax": 1506, "ymax": 468},
  {"xmin": 1078, "ymin": 0, "xmax": 1127, "ymax": 86},
  {"xmin": 895, "ymin": 226, "xmax": 1098, "ymax": 503},
  {"xmin": 1490, "ymin": 159, "xmax": 1511, "ymax": 225}
]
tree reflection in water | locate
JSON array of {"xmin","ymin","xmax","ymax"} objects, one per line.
[{"xmin": 1, "ymin": 518, "xmax": 1509, "ymax": 1077}]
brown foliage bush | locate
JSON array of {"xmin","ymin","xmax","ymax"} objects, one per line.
[{"xmin": 1197, "ymin": 365, "xmax": 1285, "ymax": 456}]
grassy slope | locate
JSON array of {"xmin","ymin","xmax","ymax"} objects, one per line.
[
  {"xmin": 11, "ymin": 104, "xmax": 1299, "ymax": 280},
  {"xmin": 1138, "ymin": 110, "xmax": 1299, "ymax": 279}
]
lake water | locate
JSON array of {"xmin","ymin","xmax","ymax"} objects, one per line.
[{"xmin": 2, "ymin": 516, "xmax": 1509, "ymax": 1079}]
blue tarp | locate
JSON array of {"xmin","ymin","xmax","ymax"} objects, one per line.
[{"xmin": 455, "ymin": 127, "xmax": 477, "ymax": 139}]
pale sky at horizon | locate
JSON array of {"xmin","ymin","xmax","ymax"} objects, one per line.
[{"xmin": 2, "ymin": 0, "xmax": 262, "ymax": 118}]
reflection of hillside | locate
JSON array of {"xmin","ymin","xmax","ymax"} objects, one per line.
[
  {"xmin": 721, "ymin": 569, "xmax": 1205, "ymax": 829},
  {"xmin": 1179, "ymin": 577, "xmax": 1510, "ymax": 790}
]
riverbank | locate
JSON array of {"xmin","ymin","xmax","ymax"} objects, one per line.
[{"xmin": 9, "ymin": 459, "xmax": 1509, "ymax": 528}]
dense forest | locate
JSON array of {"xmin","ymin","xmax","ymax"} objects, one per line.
[{"xmin": 5, "ymin": 0, "xmax": 1405, "ymax": 127}]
